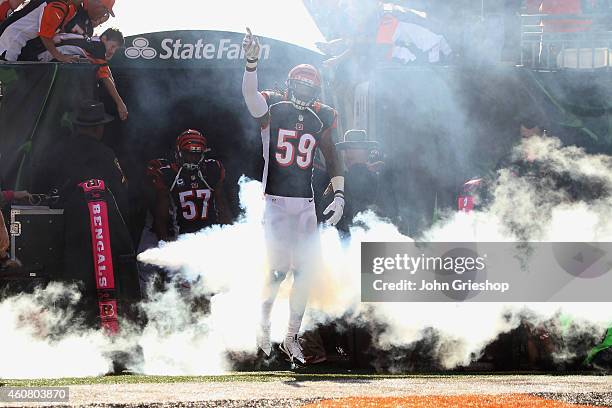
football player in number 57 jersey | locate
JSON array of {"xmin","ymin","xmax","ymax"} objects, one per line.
[
  {"xmin": 241, "ymin": 29, "xmax": 345, "ymax": 366},
  {"xmin": 148, "ymin": 129, "xmax": 231, "ymax": 241}
]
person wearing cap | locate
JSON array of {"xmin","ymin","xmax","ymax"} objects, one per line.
[
  {"xmin": 53, "ymin": 99, "xmax": 128, "ymax": 217},
  {"xmin": 57, "ymin": 99, "xmax": 140, "ymax": 331},
  {"xmin": 63, "ymin": 0, "xmax": 115, "ymax": 37},
  {"xmin": 0, "ymin": 0, "xmax": 80, "ymax": 62},
  {"xmin": 0, "ymin": 0, "xmax": 115, "ymax": 62},
  {"xmin": 334, "ymin": 129, "xmax": 384, "ymax": 233}
]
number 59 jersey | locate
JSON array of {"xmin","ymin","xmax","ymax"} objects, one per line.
[{"xmin": 261, "ymin": 91, "xmax": 337, "ymax": 198}]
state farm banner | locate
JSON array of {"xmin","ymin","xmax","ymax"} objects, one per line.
[{"xmin": 111, "ymin": 30, "xmax": 323, "ymax": 70}]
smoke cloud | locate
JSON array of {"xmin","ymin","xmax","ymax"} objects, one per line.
[{"xmin": 1, "ymin": 136, "xmax": 611, "ymax": 377}]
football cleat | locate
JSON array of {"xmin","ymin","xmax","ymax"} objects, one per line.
[
  {"xmin": 279, "ymin": 334, "xmax": 306, "ymax": 365},
  {"xmin": 257, "ymin": 324, "xmax": 272, "ymax": 357}
]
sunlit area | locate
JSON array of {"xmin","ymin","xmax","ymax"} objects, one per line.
[{"xmin": 100, "ymin": 0, "xmax": 326, "ymax": 51}]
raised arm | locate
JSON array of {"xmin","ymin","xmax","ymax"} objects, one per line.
[{"xmin": 241, "ymin": 28, "xmax": 269, "ymax": 121}]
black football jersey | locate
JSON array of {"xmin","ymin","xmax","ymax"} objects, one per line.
[
  {"xmin": 261, "ymin": 91, "xmax": 337, "ymax": 198},
  {"xmin": 151, "ymin": 159, "xmax": 225, "ymax": 235}
]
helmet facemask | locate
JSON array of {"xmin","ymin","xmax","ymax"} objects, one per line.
[
  {"xmin": 288, "ymin": 79, "xmax": 320, "ymax": 110},
  {"xmin": 178, "ymin": 148, "xmax": 205, "ymax": 171}
]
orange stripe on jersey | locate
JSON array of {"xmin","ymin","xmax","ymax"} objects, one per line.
[
  {"xmin": 96, "ymin": 65, "xmax": 111, "ymax": 80},
  {"xmin": 85, "ymin": 54, "xmax": 112, "ymax": 80},
  {"xmin": 376, "ymin": 14, "xmax": 399, "ymax": 45},
  {"xmin": 39, "ymin": 1, "xmax": 77, "ymax": 39}
]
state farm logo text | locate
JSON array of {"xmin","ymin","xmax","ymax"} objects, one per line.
[
  {"xmin": 124, "ymin": 37, "xmax": 270, "ymax": 61},
  {"xmin": 125, "ymin": 37, "xmax": 157, "ymax": 59}
]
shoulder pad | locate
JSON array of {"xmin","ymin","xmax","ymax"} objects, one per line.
[
  {"xmin": 262, "ymin": 90, "xmax": 285, "ymax": 104},
  {"xmin": 147, "ymin": 158, "xmax": 174, "ymax": 177},
  {"xmin": 147, "ymin": 158, "xmax": 169, "ymax": 170},
  {"xmin": 313, "ymin": 102, "xmax": 337, "ymax": 130},
  {"xmin": 202, "ymin": 159, "xmax": 225, "ymax": 182}
]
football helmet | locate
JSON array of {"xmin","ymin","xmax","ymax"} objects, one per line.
[
  {"xmin": 287, "ymin": 64, "xmax": 321, "ymax": 109},
  {"xmin": 175, "ymin": 129, "xmax": 210, "ymax": 171}
]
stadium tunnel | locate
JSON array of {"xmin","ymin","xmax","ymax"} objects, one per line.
[
  {"xmin": 0, "ymin": 29, "xmax": 327, "ymax": 244},
  {"xmin": 102, "ymin": 30, "xmax": 327, "ymax": 242},
  {"xmin": 3, "ymin": 4, "xmax": 612, "ymax": 371},
  {"xmin": 1, "ymin": 0, "xmax": 331, "ymax": 245},
  {"xmin": 0, "ymin": 29, "xmax": 334, "ymax": 353}
]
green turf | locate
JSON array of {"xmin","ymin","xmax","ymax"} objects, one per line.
[
  {"xmin": 0, "ymin": 371, "xmax": 604, "ymax": 387},
  {"xmin": 0, "ymin": 372, "xmax": 459, "ymax": 387}
]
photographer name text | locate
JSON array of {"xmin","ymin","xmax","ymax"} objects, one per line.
[{"xmin": 370, "ymin": 253, "xmax": 510, "ymax": 293}]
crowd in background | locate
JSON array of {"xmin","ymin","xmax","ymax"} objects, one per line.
[{"xmin": 0, "ymin": 0, "xmax": 128, "ymax": 118}]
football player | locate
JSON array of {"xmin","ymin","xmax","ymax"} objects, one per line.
[
  {"xmin": 241, "ymin": 29, "xmax": 345, "ymax": 365},
  {"xmin": 148, "ymin": 129, "xmax": 231, "ymax": 242}
]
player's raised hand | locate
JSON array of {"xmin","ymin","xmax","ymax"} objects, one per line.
[{"xmin": 243, "ymin": 27, "xmax": 261, "ymax": 61}]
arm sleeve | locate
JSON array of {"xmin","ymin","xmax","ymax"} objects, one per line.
[
  {"xmin": 96, "ymin": 64, "xmax": 111, "ymax": 80},
  {"xmin": 146, "ymin": 162, "xmax": 168, "ymax": 192},
  {"xmin": 217, "ymin": 161, "xmax": 226, "ymax": 184},
  {"xmin": 39, "ymin": 2, "xmax": 70, "ymax": 39},
  {"xmin": 319, "ymin": 106, "xmax": 338, "ymax": 134},
  {"xmin": 242, "ymin": 69, "xmax": 269, "ymax": 119}
]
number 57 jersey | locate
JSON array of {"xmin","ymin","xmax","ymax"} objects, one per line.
[
  {"xmin": 260, "ymin": 91, "xmax": 337, "ymax": 198},
  {"xmin": 149, "ymin": 158, "xmax": 225, "ymax": 235}
]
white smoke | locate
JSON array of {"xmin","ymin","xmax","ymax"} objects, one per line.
[
  {"xmin": 135, "ymin": 132, "xmax": 612, "ymax": 372},
  {"xmin": 1, "ymin": 135, "xmax": 611, "ymax": 377},
  {"xmin": 0, "ymin": 283, "xmax": 111, "ymax": 378}
]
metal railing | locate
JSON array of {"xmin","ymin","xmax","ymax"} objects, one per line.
[{"xmin": 520, "ymin": 13, "xmax": 612, "ymax": 70}]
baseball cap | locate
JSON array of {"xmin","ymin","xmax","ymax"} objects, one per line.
[{"xmin": 100, "ymin": 0, "xmax": 115, "ymax": 17}]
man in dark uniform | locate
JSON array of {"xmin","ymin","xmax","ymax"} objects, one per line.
[
  {"xmin": 334, "ymin": 129, "xmax": 384, "ymax": 234},
  {"xmin": 58, "ymin": 99, "xmax": 140, "ymax": 333},
  {"xmin": 60, "ymin": 99, "xmax": 128, "ymax": 216},
  {"xmin": 242, "ymin": 29, "xmax": 345, "ymax": 365},
  {"xmin": 147, "ymin": 129, "xmax": 231, "ymax": 241}
]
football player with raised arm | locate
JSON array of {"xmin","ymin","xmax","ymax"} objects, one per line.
[{"xmin": 241, "ymin": 28, "xmax": 345, "ymax": 366}]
